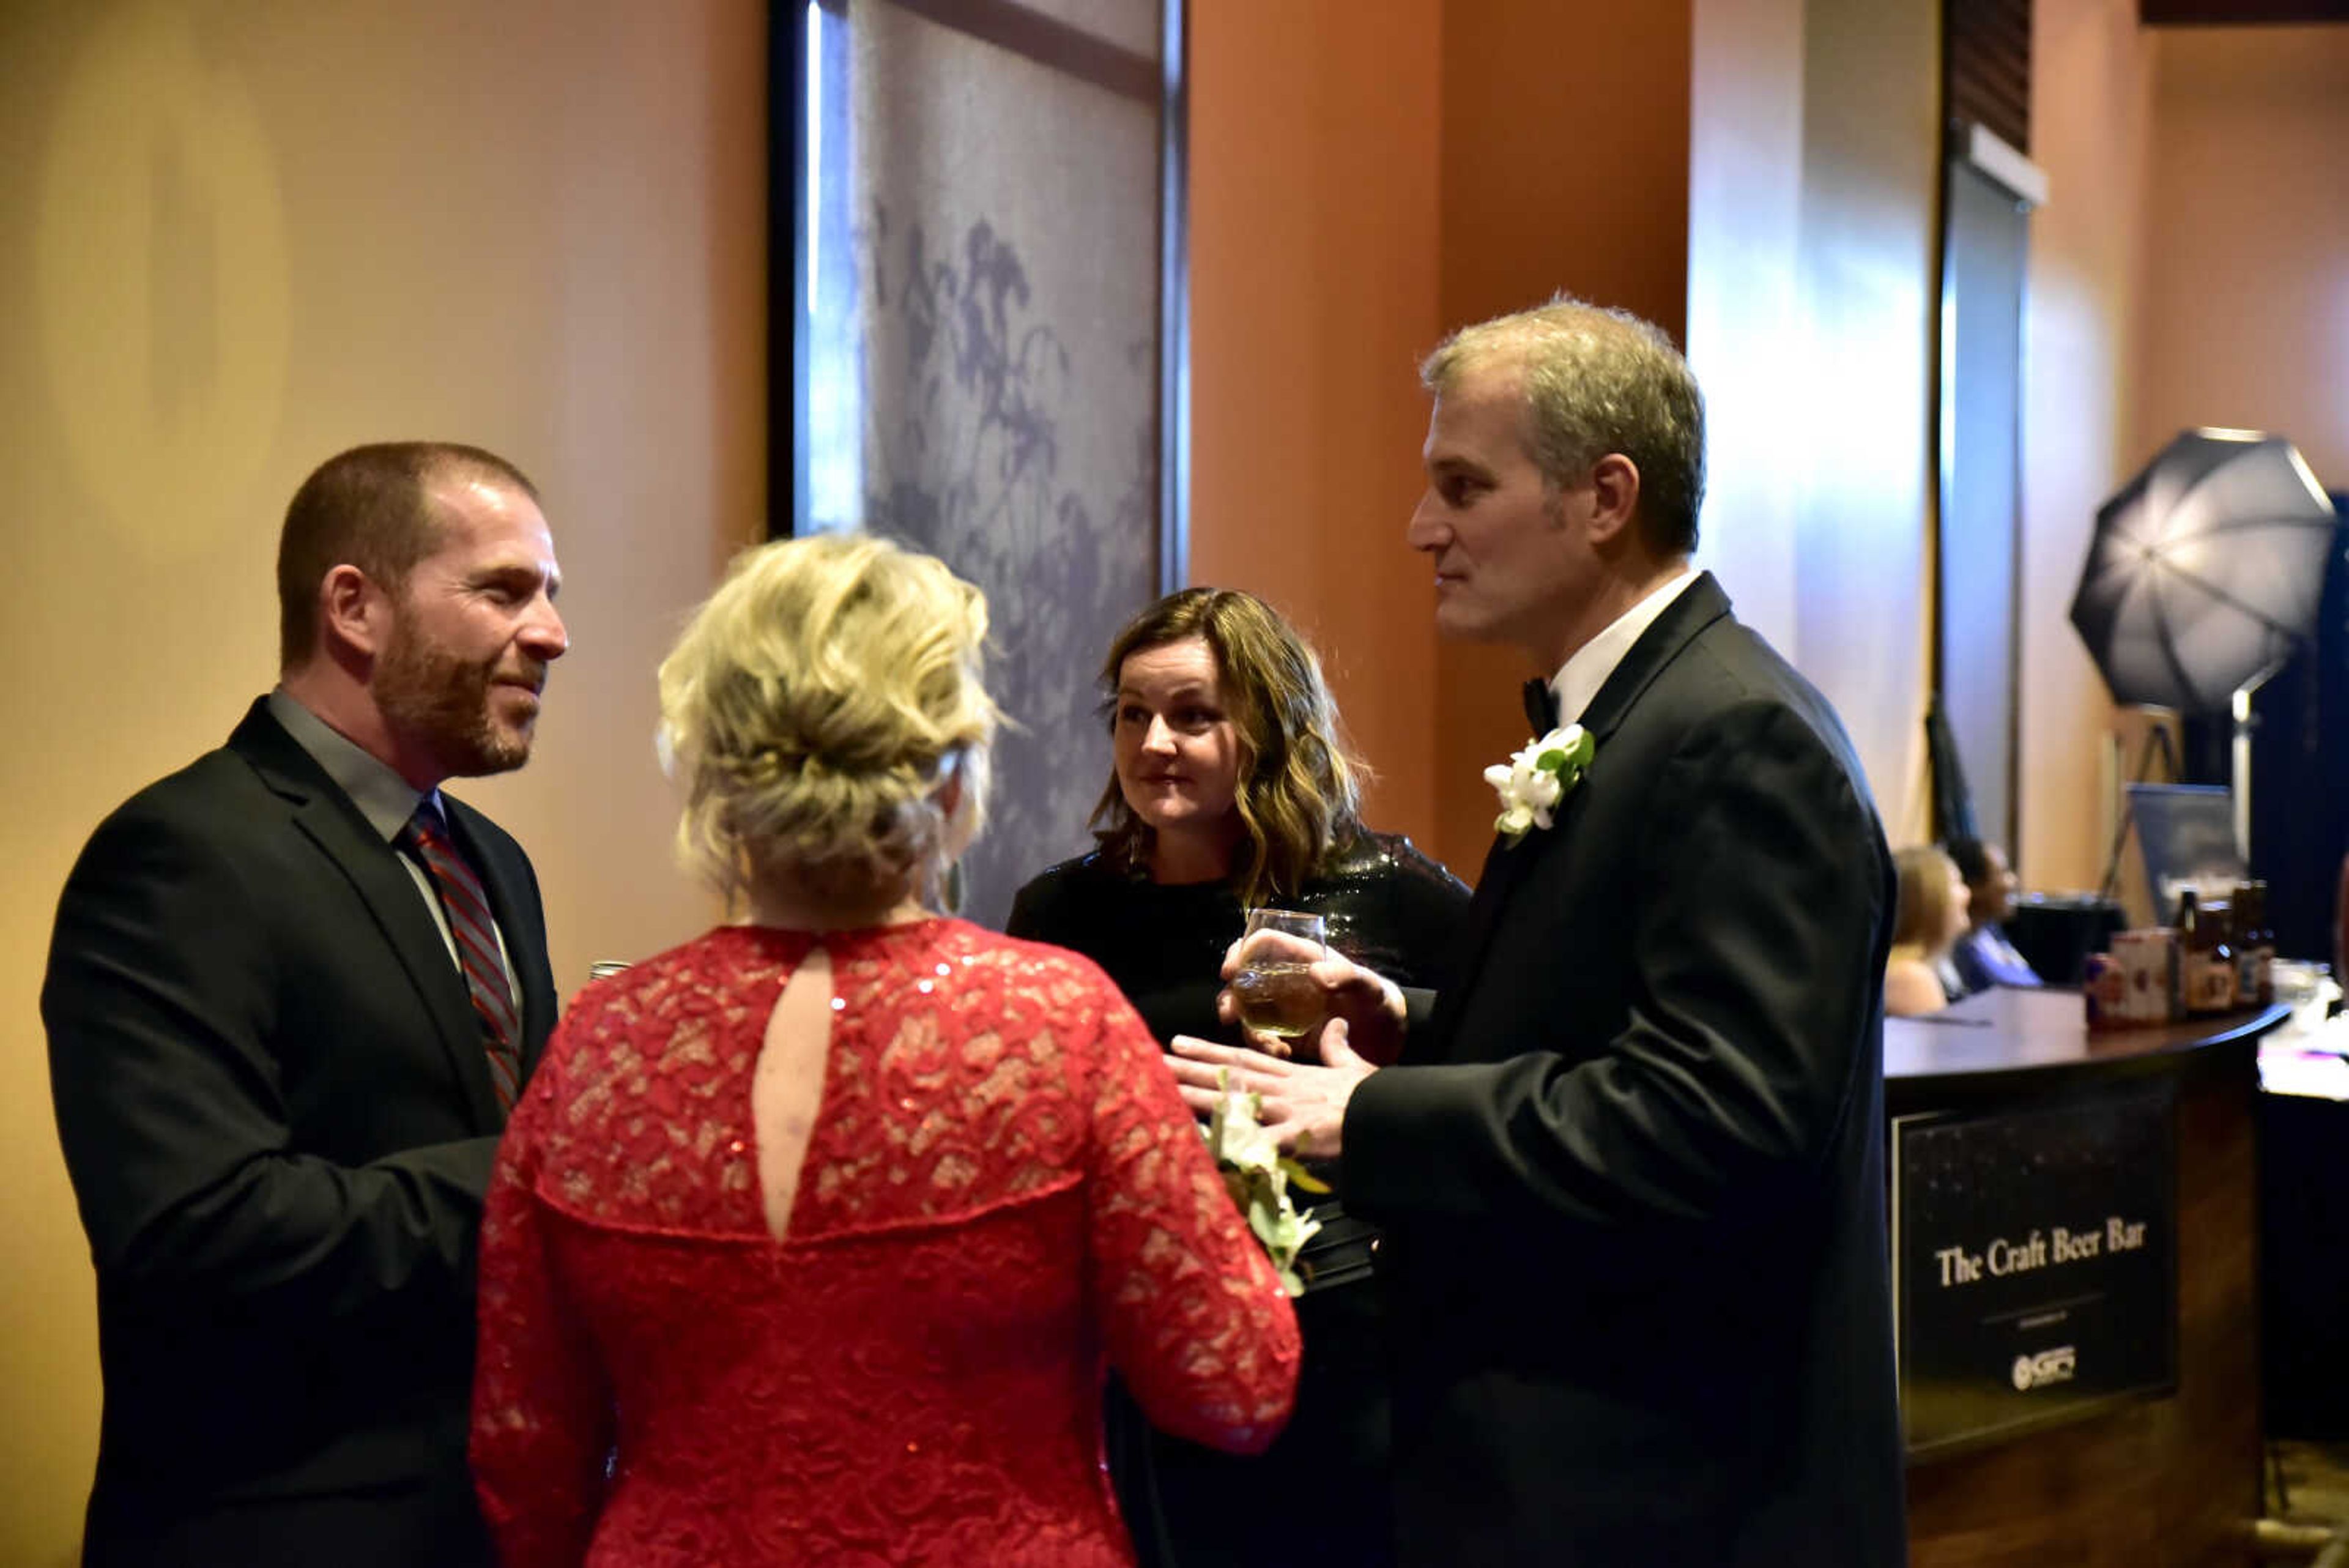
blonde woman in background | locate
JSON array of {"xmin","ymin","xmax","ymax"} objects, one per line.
[
  {"xmin": 470, "ymin": 535, "xmax": 1299, "ymax": 1567},
  {"xmin": 1885, "ymin": 844, "xmax": 1972, "ymax": 1017}
]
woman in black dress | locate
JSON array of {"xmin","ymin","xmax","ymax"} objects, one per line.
[{"xmin": 1009, "ymin": 587, "xmax": 1468, "ymax": 1568}]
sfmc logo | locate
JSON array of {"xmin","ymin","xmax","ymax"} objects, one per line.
[{"xmin": 2012, "ymin": 1345, "xmax": 2077, "ymax": 1391}]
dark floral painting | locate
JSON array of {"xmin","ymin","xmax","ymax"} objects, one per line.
[
  {"xmin": 858, "ymin": 207, "xmax": 1157, "ymax": 927},
  {"xmin": 799, "ymin": 0, "xmax": 1168, "ymax": 927}
]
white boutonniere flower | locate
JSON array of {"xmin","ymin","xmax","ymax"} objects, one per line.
[
  {"xmin": 1483, "ymin": 724, "xmax": 1597, "ymax": 846},
  {"xmin": 1203, "ymin": 1070, "xmax": 1328, "ymax": 1297}
]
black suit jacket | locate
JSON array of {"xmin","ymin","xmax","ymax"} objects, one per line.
[
  {"xmin": 43, "ymin": 699, "xmax": 558, "ymax": 1567},
  {"xmin": 1344, "ymin": 576, "xmax": 1906, "ymax": 1566}
]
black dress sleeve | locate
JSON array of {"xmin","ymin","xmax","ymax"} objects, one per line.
[{"xmin": 1306, "ymin": 832, "xmax": 1473, "ymax": 992}]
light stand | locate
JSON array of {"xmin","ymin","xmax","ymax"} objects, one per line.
[
  {"xmin": 2229, "ymin": 670, "xmax": 2276, "ymax": 868},
  {"xmin": 2096, "ymin": 709, "xmax": 2181, "ymax": 906}
]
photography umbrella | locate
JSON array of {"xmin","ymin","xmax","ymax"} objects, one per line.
[{"xmin": 2070, "ymin": 428, "xmax": 2339, "ymax": 714}]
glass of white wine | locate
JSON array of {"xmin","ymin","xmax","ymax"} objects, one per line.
[{"xmin": 1231, "ymin": 908, "xmax": 1329, "ymax": 1044}]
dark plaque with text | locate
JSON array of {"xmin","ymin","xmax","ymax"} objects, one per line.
[{"xmin": 1893, "ymin": 1081, "xmax": 2177, "ymax": 1457}]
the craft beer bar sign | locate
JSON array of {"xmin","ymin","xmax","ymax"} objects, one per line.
[{"xmin": 1892, "ymin": 1082, "xmax": 2177, "ymax": 1456}]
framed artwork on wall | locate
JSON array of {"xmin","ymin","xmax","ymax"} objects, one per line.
[{"xmin": 770, "ymin": 0, "xmax": 1189, "ymax": 926}]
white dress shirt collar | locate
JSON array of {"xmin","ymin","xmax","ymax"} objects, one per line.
[{"xmin": 1545, "ymin": 566, "xmax": 1700, "ymax": 728}]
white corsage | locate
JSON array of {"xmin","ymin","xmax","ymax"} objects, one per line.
[
  {"xmin": 1483, "ymin": 724, "xmax": 1597, "ymax": 846},
  {"xmin": 1203, "ymin": 1071, "xmax": 1328, "ymax": 1296}
]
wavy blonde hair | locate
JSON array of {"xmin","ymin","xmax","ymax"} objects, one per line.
[
  {"xmin": 658, "ymin": 533, "xmax": 1000, "ymax": 912},
  {"xmin": 1091, "ymin": 588, "xmax": 1365, "ymax": 907}
]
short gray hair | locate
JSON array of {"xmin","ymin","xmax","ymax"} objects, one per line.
[{"xmin": 1419, "ymin": 296, "xmax": 1705, "ymax": 555}]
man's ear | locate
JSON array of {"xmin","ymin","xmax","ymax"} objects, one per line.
[
  {"xmin": 319, "ymin": 565, "xmax": 389, "ymax": 661},
  {"xmin": 1584, "ymin": 453, "xmax": 1643, "ymax": 547}
]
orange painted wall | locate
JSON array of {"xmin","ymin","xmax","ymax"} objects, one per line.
[
  {"xmin": 1186, "ymin": 0, "xmax": 1445, "ymax": 860},
  {"xmin": 1430, "ymin": 1, "xmax": 1695, "ymax": 876},
  {"xmin": 1195, "ymin": 0, "xmax": 1945, "ymax": 877}
]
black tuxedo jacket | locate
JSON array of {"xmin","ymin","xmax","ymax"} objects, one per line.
[
  {"xmin": 43, "ymin": 699, "xmax": 558, "ymax": 1567},
  {"xmin": 1345, "ymin": 576, "xmax": 1906, "ymax": 1566}
]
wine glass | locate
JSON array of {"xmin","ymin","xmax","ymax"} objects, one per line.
[{"xmin": 1231, "ymin": 908, "xmax": 1329, "ymax": 1043}]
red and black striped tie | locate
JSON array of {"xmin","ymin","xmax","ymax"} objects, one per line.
[{"xmin": 399, "ymin": 801, "xmax": 522, "ymax": 1111}]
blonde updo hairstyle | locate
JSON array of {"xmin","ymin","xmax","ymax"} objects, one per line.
[{"xmin": 658, "ymin": 533, "xmax": 1000, "ymax": 913}]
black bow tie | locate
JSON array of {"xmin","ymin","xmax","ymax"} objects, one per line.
[{"xmin": 1522, "ymin": 678, "xmax": 1560, "ymax": 734}]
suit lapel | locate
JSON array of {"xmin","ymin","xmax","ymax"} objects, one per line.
[
  {"xmin": 1414, "ymin": 830, "xmax": 1548, "ymax": 1063},
  {"xmin": 228, "ymin": 703, "xmax": 505, "ymax": 1131},
  {"xmin": 1416, "ymin": 575, "xmax": 1735, "ymax": 1065},
  {"xmin": 1572, "ymin": 571, "xmax": 1731, "ymax": 746}
]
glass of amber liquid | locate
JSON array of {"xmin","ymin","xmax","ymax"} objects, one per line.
[{"xmin": 1231, "ymin": 909, "xmax": 1329, "ymax": 1042}]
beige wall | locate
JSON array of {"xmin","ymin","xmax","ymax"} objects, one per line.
[
  {"xmin": 1187, "ymin": 0, "xmax": 1444, "ymax": 856},
  {"xmin": 1787, "ymin": 0, "xmax": 1941, "ymax": 845},
  {"xmin": 0, "ymin": 2, "xmax": 764, "ymax": 1560},
  {"xmin": 1689, "ymin": 0, "xmax": 1808, "ymax": 648},
  {"xmin": 2136, "ymin": 25, "xmax": 2349, "ymax": 491},
  {"xmin": 2017, "ymin": 13, "xmax": 2348, "ymax": 902},
  {"xmin": 2019, "ymin": 0, "xmax": 2159, "ymax": 896},
  {"xmin": 1689, "ymin": 0, "xmax": 1941, "ymax": 845}
]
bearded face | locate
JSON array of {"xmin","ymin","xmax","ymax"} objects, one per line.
[
  {"xmin": 374, "ymin": 604, "xmax": 548, "ymax": 778},
  {"xmin": 358, "ymin": 476, "xmax": 566, "ymax": 785}
]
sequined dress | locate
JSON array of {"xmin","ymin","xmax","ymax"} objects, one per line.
[
  {"xmin": 1006, "ymin": 833, "xmax": 1471, "ymax": 1568},
  {"xmin": 1006, "ymin": 831, "xmax": 1470, "ymax": 1051},
  {"xmin": 470, "ymin": 920, "xmax": 1301, "ymax": 1567}
]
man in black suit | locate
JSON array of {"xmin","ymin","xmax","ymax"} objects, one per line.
[
  {"xmin": 1172, "ymin": 300, "xmax": 1906, "ymax": 1564},
  {"xmin": 43, "ymin": 442, "xmax": 568, "ymax": 1567}
]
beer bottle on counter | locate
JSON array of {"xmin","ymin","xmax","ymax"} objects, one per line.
[
  {"xmin": 2188, "ymin": 896, "xmax": 2236, "ymax": 1016},
  {"xmin": 2233, "ymin": 882, "xmax": 2274, "ymax": 1007},
  {"xmin": 2172, "ymin": 888, "xmax": 2199, "ymax": 1019},
  {"xmin": 2211, "ymin": 898, "xmax": 2238, "ymax": 1010}
]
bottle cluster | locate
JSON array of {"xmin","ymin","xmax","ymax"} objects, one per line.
[{"xmin": 2085, "ymin": 881, "xmax": 2273, "ymax": 1030}]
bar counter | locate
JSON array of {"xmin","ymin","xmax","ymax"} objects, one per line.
[{"xmin": 1890, "ymin": 986, "xmax": 2290, "ymax": 1567}]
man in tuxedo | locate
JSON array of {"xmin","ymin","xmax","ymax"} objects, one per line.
[
  {"xmin": 1171, "ymin": 300, "xmax": 1906, "ymax": 1564},
  {"xmin": 43, "ymin": 442, "xmax": 568, "ymax": 1567}
]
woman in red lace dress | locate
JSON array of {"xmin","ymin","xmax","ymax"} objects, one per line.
[{"xmin": 470, "ymin": 535, "xmax": 1301, "ymax": 1567}]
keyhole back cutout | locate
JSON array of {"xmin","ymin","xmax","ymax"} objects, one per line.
[{"xmin": 752, "ymin": 945, "xmax": 834, "ymax": 1241}]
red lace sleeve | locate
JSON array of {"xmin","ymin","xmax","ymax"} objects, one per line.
[
  {"xmin": 1082, "ymin": 984, "xmax": 1300, "ymax": 1455},
  {"xmin": 470, "ymin": 1027, "xmax": 613, "ymax": 1568}
]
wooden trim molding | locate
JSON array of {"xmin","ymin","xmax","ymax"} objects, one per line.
[
  {"xmin": 2142, "ymin": 0, "xmax": 2349, "ymax": 23},
  {"xmin": 876, "ymin": 0, "xmax": 1159, "ymax": 103}
]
